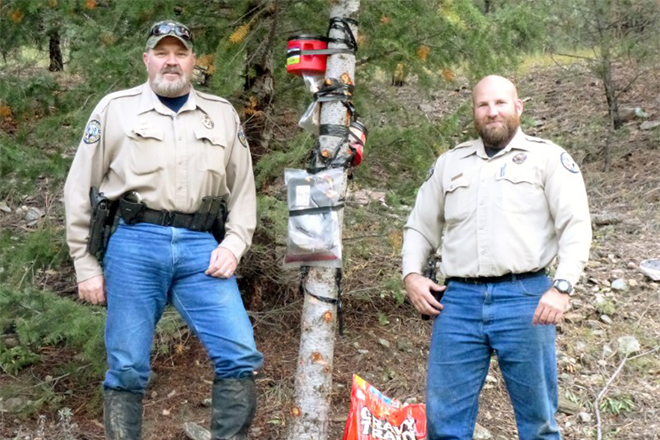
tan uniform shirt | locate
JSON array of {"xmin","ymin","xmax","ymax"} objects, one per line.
[
  {"xmin": 64, "ymin": 83, "xmax": 256, "ymax": 283},
  {"xmin": 402, "ymin": 129, "xmax": 591, "ymax": 286}
]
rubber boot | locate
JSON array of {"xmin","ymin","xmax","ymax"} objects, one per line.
[
  {"xmin": 210, "ymin": 376, "xmax": 257, "ymax": 440},
  {"xmin": 104, "ymin": 389, "xmax": 143, "ymax": 440}
]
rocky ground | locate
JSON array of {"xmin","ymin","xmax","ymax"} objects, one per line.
[{"xmin": 2, "ymin": 61, "xmax": 660, "ymax": 440}]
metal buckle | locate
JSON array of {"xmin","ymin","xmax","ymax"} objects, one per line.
[{"xmin": 161, "ymin": 211, "xmax": 176, "ymax": 227}]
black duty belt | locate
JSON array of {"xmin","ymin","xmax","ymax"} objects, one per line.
[
  {"xmin": 130, "ymin": 207, "xmax": 200, "ymax": 229},
  {"xmin": 446, "ymin": 269, "xmax": 547, "ymax": 285}
]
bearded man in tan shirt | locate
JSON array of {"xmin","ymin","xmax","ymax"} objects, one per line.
[
  {"xmin": 64, "ymin": 20, "xmax": 262, "ymax": 440},
  {"xmin": 402, "ymin": 76, "xmax": 591, "ymax": 440}
]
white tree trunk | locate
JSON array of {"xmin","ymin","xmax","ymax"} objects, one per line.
[{"xmin": 286, "ymin": 1, "xmax": 360, "ymax": 439}]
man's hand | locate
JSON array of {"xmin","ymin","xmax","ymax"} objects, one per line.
[
  {"xmin": 78, "ymin": 275, "xmax": 106, "ymax": 305},
  {"xmin": 533, "ymin": 287, "xmax": 570, "ymax": 325},
  {"xmin": 404, "ymin": 273, "xmax": 445, "ymax": 317},
  {"xmin": 206, "ymin": 247, "xmax": 238, "ymax": 278}
]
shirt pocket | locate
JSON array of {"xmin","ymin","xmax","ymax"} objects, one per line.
[
  {"xmin": 495, "ymin": 167, "xmax": 539, "ymax": 213},
  {"xmin": 126, "ymin": 127, "xmax": 165, "ymax": 175},
  {"xmin": 443, "ymin": 173, "xmax": 472, "ymax": 225},
  {"xmin": 194, "ymin": 128, "xmax": 226, "ymax": 174}
]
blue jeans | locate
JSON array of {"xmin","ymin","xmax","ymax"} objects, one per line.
[
  {"xmin": 102, "ymin": 220, "xmax": 263, "ymax": 393},
  {"xmin": 427, "ymin": 274, "xmax": 560, "ymax": 440}
]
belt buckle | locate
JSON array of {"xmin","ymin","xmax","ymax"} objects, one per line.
[{"xmin": 161, "ymin": 211, "xmax": 176, "ymax": 226}]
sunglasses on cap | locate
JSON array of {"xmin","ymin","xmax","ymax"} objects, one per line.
[{"xmin": 148, "ymin": 22, "xmax": 193, "ymax": 43}]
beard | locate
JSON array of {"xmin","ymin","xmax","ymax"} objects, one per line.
[
  {"xmin": 475, "ymin": 113, "xmax": 520, "ymax": 149},
  {"xmin": 152, "ymin": 66, "xmax": 191, "ymax": 97}
]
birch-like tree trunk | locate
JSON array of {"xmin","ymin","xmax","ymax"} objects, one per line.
[{"xmin": 286, "ymin": 1, "xmax": 360, "ymax": 439}]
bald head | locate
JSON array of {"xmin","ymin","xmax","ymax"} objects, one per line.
[
  {"xmin": 472, "ymin": 75, "xmax": 523, "ymax": 149},
  {"xmin": 472, "ymin": 75, "xmax": 519, "ymax": 106}
]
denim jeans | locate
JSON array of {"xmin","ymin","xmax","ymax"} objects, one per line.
[
  {"xmin": 102, "ymin": 220, "xmax": 263, "ymax": 393},
  {"xmin": 427, "ymin": 274, "xmax": 560, "ymax": 440}
]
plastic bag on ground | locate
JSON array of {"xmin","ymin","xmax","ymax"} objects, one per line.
[{"xmin": 342, "ymin": 375, "xmax": 427, "ymax": 440}]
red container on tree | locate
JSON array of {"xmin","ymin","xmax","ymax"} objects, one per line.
[{"xmin": 287, "ymin": 34, "xmax": 328, "ymax": 76}]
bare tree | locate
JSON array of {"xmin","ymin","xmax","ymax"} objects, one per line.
[{"xmin": 285, "ymin": 1, "xmax": 360, "ymax": 439}]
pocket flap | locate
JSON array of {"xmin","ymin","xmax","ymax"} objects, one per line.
[
  {"xmin": 194, "ymin": 128, "xmax": 226, "ymax": 148},
  {"xmin": 445, "ymin": 174, "xmax": 470, "ymax": 193},
  {"xmin": 497, "ymin": 168, "xmax": 536, "ymax": 185},
  {"xmin": 128, "ymin": 127, "xmax": 164, "ymax": 141}
]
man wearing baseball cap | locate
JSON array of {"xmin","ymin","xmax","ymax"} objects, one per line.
[{"xmin": 64, "ymin": 19, "xmax": 262, "ymax": 440}]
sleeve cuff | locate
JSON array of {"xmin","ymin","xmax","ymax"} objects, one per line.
[
  {"xmin": 218, "ymin": 234, "xmax": 247, "ymax": 263},
  {"xmin": 74, "ymin": 254, "xmax": 103, "ymax": 284}
]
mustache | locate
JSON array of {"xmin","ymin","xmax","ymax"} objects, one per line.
[{"xmin": 160, "ymin": 66, "xmax": 183, "ymax": 75}]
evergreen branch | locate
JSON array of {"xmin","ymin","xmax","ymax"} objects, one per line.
[
  {"xmin": 549, "ymin": 51, "xmax": 594, "ymax": 61},
  {"xmin": 615, "ymin": 63, "xmax": 660, "ymax": 100}
]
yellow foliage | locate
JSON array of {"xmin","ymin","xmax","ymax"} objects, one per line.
[
  {"xmin": 229, "ymin": 24, "xmax": 250, "ymax": 44},
  {"xmin": 439, "ymin": 0, "xmax": 466, "ymax": 30},
  {"xmin": 243, "ymin": 96, "xmax": 259, "ymax": 116},
  {"xmin": 380, "ymin": 15, "xmax": 391, "ymax": 24},
  {"xmin": 48, "ymin": 0, "xmax": 58, "ymax": 7},
  {"xmin": 357, "ymin": 34, "xmax": 367, "ymax": 46},
  {"xmin": 196, "ymin": 54, "xmax": 216, "ymax": 75},
  {"xmin": 10, "ymin": 10, "xmax": 24, "ymax": 23},
  {"xmin": 417, "ymin": 45, "xmax": 431, "ymax": 62},
  {"xmin": 85, "ymin": 0, "xmax": 97, "ymax": 9},
  {"xmin": 441, "ymin": 68, "xmax": 455, "ymax": 81},
  {"xmin": 0, "ymin": 105, "xmax": 13, "ymax": 119}
]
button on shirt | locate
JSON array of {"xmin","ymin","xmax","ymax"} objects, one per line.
[
  {"xmin": 65, "ymin": 83, "xmax": 256, "ymax": 283},
  {"xmin": 402, "ymin": 129, "xmax": 592, "ymax": 286}
]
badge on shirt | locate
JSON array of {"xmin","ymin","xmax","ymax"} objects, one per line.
[
  {"xmin": 560, "ymin": 152, "xmax": 580, "ymax": 173},
  {"xmin": 201, "ymin": 113, "xmax": 214, "ymax": 129},
  {"xmin": 512, "ymin": 153, "xmax": 527, "ymax": 164},
  {"xmin": 83, "ymin": 120, "xmax": 101, "ymax": 144},
  {"xmin": 238, "ymin": 128, "xmax": 249, "ymax": 148}
]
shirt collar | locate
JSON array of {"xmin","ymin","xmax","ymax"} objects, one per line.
[
  {"xmin": 467, "ymin": 128, "xmax": 530, "ymax": 159},
  {"xmin": 138, "ymin": 82, "xmax": 198, "ymax": 115}
]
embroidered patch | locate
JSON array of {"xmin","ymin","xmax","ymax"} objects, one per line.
[
  {"xmin": 83, "ymin": 120, "xmax": 101, "ymax": 144},
  {"xmin": 201, "ymin": 113, "xmax": 214, "ymax": 129},
  {"xmin": 237, "ymin": 129, "xmax": 249, "ymax": 148},
  {"xmin": 512, "ymin": 153, "xmax": 527, "ymax": 164},
  {"xmin": 560, "ymin": 152, "xmax": 580, "ymax": 173}
]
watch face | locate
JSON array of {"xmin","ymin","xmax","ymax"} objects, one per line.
[{"xmin": 555, "ymin": 280, "xmax": 571, "ymax": 293}]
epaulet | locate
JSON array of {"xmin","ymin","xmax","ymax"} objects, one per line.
[
  {"xmin": 453, "ymin": 139, "xmax": 478, "ymax": 150},
  {"xmin": 195, "ymin": 89, "xmax": 231, "ymax": 105},
  {"xmin": 523, "ymin": 134, "xmax": 563, "ymax": 152},
  {"xmin": 95, "ymin": 85, "xmax": 143, "ymax": 112},
  {"xmin": 524, "ymin": 134, "xmax": 553, "ymax": 145}
]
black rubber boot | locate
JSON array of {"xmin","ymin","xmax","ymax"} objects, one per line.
[
  {"xmin": 210, "ymin": 376, "xmax": 257, "ymax": 440},
  {"xmin": 104, "ymin": 389, "xmax": 143, "ymax": 440}
]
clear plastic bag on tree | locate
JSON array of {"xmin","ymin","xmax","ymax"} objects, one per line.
[{"xmin": 284, "ymin": 168, "xmax": 346, "ymax": 267}]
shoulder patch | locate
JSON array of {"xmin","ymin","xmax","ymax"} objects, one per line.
[
  {"xmin": 237, "ymin": 127, "xmax": 249, "ymax": 148},
  {"xmin": 83, "ymin": 120, "xmax": 101, "ymax": 144},
  {"xmin": 560, "ymin": 152, "xmax": 580, "ymax": 173}
]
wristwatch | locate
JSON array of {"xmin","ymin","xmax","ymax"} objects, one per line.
[{"xmin": 552, "ymin": 279, "xmax": 573, "ymax": 295}]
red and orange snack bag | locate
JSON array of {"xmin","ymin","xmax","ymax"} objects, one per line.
[{"xmin": 342, "ymin": 375, "xmax": 427, "ymax": 440}]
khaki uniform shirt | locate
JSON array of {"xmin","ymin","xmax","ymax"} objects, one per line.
[
  {"xmin": 402, "ymin": 129, "xmax": 591, "ymax": 286},
  {"xmin": 64, "ymin": 83, "xmax": 256, "ymax": 283}
]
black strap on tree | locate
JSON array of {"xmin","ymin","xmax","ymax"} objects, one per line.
[
  {"xmin": 298, "ymin": 17, "xmax": 359, "ymax": 57},
  {"xmin": 299, "ymin": 266, "xmax": 344, "ymax": 336},
  {"xmin": 297, "ymin": 17, "xmax": 358, "ymax": 335}
]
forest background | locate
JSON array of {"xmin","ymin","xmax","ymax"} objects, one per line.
[{"xmin": 1, "ymin": 0, "xmax": 660, "ymax": 439}]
